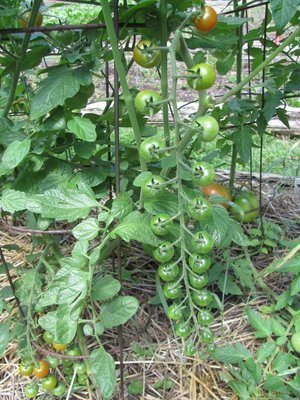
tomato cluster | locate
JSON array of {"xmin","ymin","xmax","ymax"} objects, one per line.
[{"xmin": 20, "ymin": 331, "xmax": 89, "ymax": 398}]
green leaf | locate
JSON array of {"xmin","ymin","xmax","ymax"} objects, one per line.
[
  {"xmin": 109, "ymin": 192, "xmax": 133, "ymax": 222},
  {"xmin": 256, "ymin": 342, "xmax": 277, "ymax": 364},
  {"xmin": 29, "ymin": 187, "xmax": 99, "ymax": 222},
  {"xmin": 291, "ymin": 275, "xmax": 300, "ymax": 296},
  {"xmin": 203, "ymin": 205, "xmax": 230, "ymax": 247},
  {"xmin": 0, "ymin": 321, "xmax": 10, "ymax": 356},
  {"xmin": 263, "ymin": 375, "xmax": 286, "ymax": 392},
  {"xmin": 276, "ymin": 257, "xmax": 300, "ymax": 273},
  {"xmin": 245, "ymin": 307, "xmax": 273, "ymax": 338},
  {"xmin": 270, "ymin": 0, "xmax": 300, "ymax": 32},
  {"xmin": 0, "ymin": 189, "xmax": 27, "ymax": 213},
  {"xmin": 144, "ymin": 192, "xmax": 178, "ymax": 215},
  {"xmin": 275, "ymin": 290, "xmax": 293, "ymax": 311},
  {"xmin": 233, "ymin": 126, "xmax": 254, "ymax": 163},
  {"xmin": 153, "ymin": 378, "xmax": 175, "ymax": 390},
  {"xmin": 100, "ymin": 295, "xmax": 139, "ymax": 329},
  {"xmin": 273, "ymin": 351, "xmax": 295, "ymax": 373},
  {"xmin": 90, "ymin": 347, "xmax": 116, "ymax": 399},
  {"xmin": 91, "ymin": 275, "xmax": 121, "ymax": 302},
  {"xmin": 263, "ymin": 91, "xmax": 282, "ymax": 122},
  {"xmin": 128, "ymin": 380, "xmax": 144, "ymax": 395},
  {"xmin": 133, "ymin": 171, "xmax": 152, "ymax": 187},
  {"xmin": 72, "ymin": 218, "xmax": 100, "ymax": 241},
  {"xmin": 228, "ymin": 380, "xmax": 249, "ymax": 398},
  {"xmin": 67, "ymin": 116, "xmax": 97, "ymax": 142},
  {"xmin": 2, "ymin": 139, "xmax": 31, "ymax": 169},
  {"xmin": 213, "ymin": 342, "xmax": 252, "ymax": 364},
  {"xmin": 218, "ymin": 274, "xmax": 242, "ymax": 295},
  {"xmin": 30, "ymin": 66, "xmax": 91, "ymax": 119},
  {"xmin": 271, "ymin": 318, "xmax": 286, "ymax": 337},
  {"xmin": 55, "ymin": 302, "xmax": 83, "ymax": 343},
  {"xmin": 111, "ymin": 211, "xmax": 160, "ymax": 246}
]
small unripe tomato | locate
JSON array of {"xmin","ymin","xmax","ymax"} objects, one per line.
[
  {"xmin": 20, "ymin": 10, "xmax": 43, "ymax": 27},
  {"xmin": 187, "ymin": 63, "xmax": 216, "ymax": 91},
  {"xmin": 53, "ymin": 342, "xmax": 68, "ymax": 351}
]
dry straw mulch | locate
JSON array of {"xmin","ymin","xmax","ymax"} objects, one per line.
[{"xmin": 0, "ymin": 185, "xmax": 299, "ymax": 400}]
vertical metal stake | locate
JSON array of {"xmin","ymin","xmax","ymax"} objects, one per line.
[{"xmin": 113, "ymin": 0, "xmax": 125, "ymax": 398}]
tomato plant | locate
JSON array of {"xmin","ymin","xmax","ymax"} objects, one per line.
[
  {"xmin": 24, "ymin": 382, "xmax": 39, "ymax": 399},
  {"xmin": 187, "ymin": 63, "xmax": 216, "ymax": 90},
  {"xmin": 188, "ymin": 196, "xmax": 212, "ymax": 221},
  {"xmin": 153, "ymin": 242, "xmax": 174, "ymax": 263},
  {"xmin": 230, "ymin": 190, "xmax": 259, "ymax": 222},
  {"xmin": 193, "ymin": 5, "xmax": 218, "ymax": 32},
  {"xmin": 158, "ymin": 262, "xmax": 180, "ymax": 281},
  {"xmin": 42, "ymin": 373, "xmax": 57, "ymax": 390},
  {"xmin": 291, "ymin": 331, "xmax": 300, "ymax": 353},
  {"xmin": 141, "ymin": 175, "xmax": 166, "ymax": 197},
  {"xmin": 140, "ymin": 137, "xmax": 165, "ymax": 162},
  {"xmin": 189, "ymin": 254, "xmax": 211, "ymax": 273},
  {"xmin": 19, "ymin": 361, "xmax": 33, "ymax": 376},
  {"xmin": 163, "ymin": 282, "xmax": 182, "ymax": 299},
  {"xmin": 192, "ymin": 162, "xmax": 215, "ymax": 186},
  {"xmin": 184, "ymin": 341, "xmax": 196, "ymax": 356},
  {"xmin": 200, "ymin": 182, "xmax": 232, "ymax": 208},
  {"xmin": 20, "ymin": 10, "xmax": 43, "ymax": 27},
  {"xmin": 53, "ymin": 342, "xmax": 68, "ymax": 351},
  {"xmin": 52, "ymin": 382, "xmax": 66, "ymax": 397},
  {"xmin": 193, "ymin": 289, "xmax": 213, "ymax": 307},
  {"xmin": 46, "ymin": 355, "xmax": 59, "ymax": 369},
  {"xmin": 194, "ymin": 115, "xmax": 219, "ymax": 142},
  {"xmin": 33, "ymin": 359, "xmax": 49, "ymax": 378},
  {"xmin": 175, "ymin": 321, "xmax": 192, "ymax": 338},
  {"xmin": 197, "ymin": 309, "xmax": 214, "ymax": 326},
  {"xmin": 167, "ymin": 303, "xmax": 184, "ymax": 320},
  {"xmin": 191, "ymin": 231, "xmax": 214, "ymax": 254},
  {"xmin": 51, "ymin": 30, "xmax": 75, "ymax": 46},
  {"xmin": 150, "ymin": 213, "xmax": 173, "ymax": 236},
  {"xmin": 189, "ymin": 272, "xmax": 209, "ymax": 289},
  {"xmin": 43, "ymin": 331, "xmax": 54, "ymax": 344},
  {"xmin": 133, "ymin": 39, "xmax": 161, "ymax": 68},
  {"xmin": 135, "ymin": 89, "xmax": 162, "ymax": 115}
]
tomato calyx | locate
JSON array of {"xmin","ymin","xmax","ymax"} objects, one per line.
[
  {"xmin": 153, "ymin": 241, "xmax": 174, "ymax": 263},
  {"xmin": 150, "ymin": 213, "xmax": 173, "ymax": 236},
  {"xmin": 193, "ymin": 5, "xmax": 218, "ymax": 33},
  {"xmin": 133, "ymin": 39, "xmax": 161, "ymax": 69},
  {"xmin": 158, "ymin": 262, "xmax": 180, "ymax": 281},
  {"xmin": 188, "ymin": 196, "xmax": 212, "ymax": 221},
  {"xmin": 191, "ymin": 161, "xmax": 215, "ymax": 186},
  {"xmin": 140, "ymin": 137, "xmax": 165, "ymax": 162}
]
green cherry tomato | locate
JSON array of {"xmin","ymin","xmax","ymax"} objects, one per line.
[
  {"xmin": 194, "ymin": 116, "xmax": 219, "ymax": 142},
  {"xmin": 63, "ymin": 366, "xmax": 74, "ymax": 376},
  {"xmin": 75, "ymin": 362, "xmax": 86, "ymax": 375},
  {"xmin": 62, "ymin": 358, "xmax": 73, "ymax": 368},
  {"xmin": 66, "ymin": 346, "xmax": 81, "ymax": 358},
  {"xmin": 133, "ymin": 39, "xmax": 161, "ymax": 68},
  {"xmin": 20, "ymin": 10, "xmax": 43, "ymax": 27},
  {"xmin": 142, "ymin": 175, "xmax": 166, "ymax": 198},
  {"xmin": 150, "ymin": 213, "xmax": 173, "ymax": 236},
  {"xmin": 187, "ymin": 63, "xmax": 216, "ymax": 91},
  {"xmin": 230, "ymin": 190, "xmax": 259, "ymax": 222},
  {"xmin": 189, "ymin": 272, "xmax": 209, "ymax": 289},
  {"xmin": 77, "ymin": 374, "xmax": 88, "ymax": 385},
  {"xmin": 291, "ymin": 331, "xmax": 300, "ymax": 353},
  {"xmin": 42, "ymin": 373, "xmax": 57, "ymax": 390},
  {"xmin": 198, "ymin": 309, "xmax": 214, "ymax": 326},
  {"xmin": 24, "ymin": 382, "xmax": 39, "ymax": 398},
  {"xmin": 52, "ymin": 381, "xmax": 67, "ymax": 397},
  {"xmin": 188, "ymin": 196, "xmax": 212, "ymax": 221},
  {"xmin": 175, "ymin": 321, "xmax": 192, "ymax": 338},
  {"xmin": 158, "ymin": 262, "xmax": 179, "ymax": 281},
  {"xmin": 189, "ymin": 254, "xmax": 211, "ymax": 273},
  {"xmin": 51, "ymin": 30, "xmax": 74, "ymax": 46},
  {"xmin": 163, "ymin": 281, "xmax": 182, "ymax": 299},
  {"xmin": 192, "ymin": 162, "xmax": 215, "ymax": 186},
  {"xmin": 135, "ymin": 89, "xmax": 162, "ymax": 115},
  {"xmin": 140, "ymin": 136, "xmax": 165, "ymax": 162},
  {"xmin": 167, "ymin": 303, "xmax": 184, "ymax": 320},
  {"xmin": 184, "ymin": 341, "xmax": 197, "ymax": 357},
  {"xmin": 153, "ymin": 241, "xmax": 174, "ymax": 263},
  {"xmin": 207, "ymin": 343, "xmax": 216, "ymax": 353},
  {"xmin": 43, "ymin": 331, "xmax": 54, "ymax": 344},
  {"xmin": 192, "ymin": 231, "xmax": 214, "ymax": 254},
  {"xmin": 193, "ymin": 289, "xmax": 213, "ymax": 307},
  {"xmin": 19, "ymin": 361, "xmax": 34, "ymax": 376},
  {"xmin": 201, "ymin": 327, "xmax": 215, "ymax": 343},
  {"xmin": 46, "ymin": 355, "xmax": 59, "ymax": 369}
]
